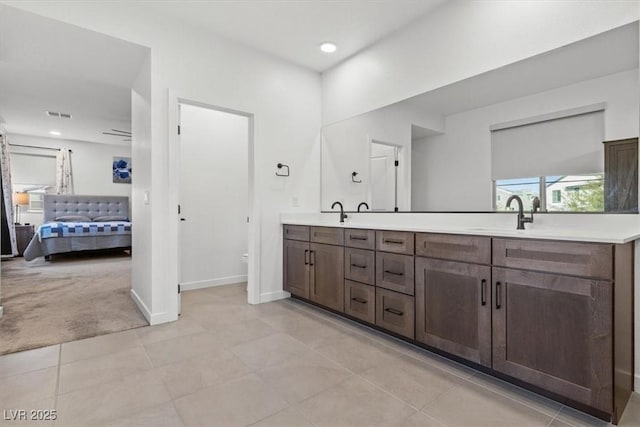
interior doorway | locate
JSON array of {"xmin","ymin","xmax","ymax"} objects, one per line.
[
  {"xmin": 177, "ymin": 102, "xmax": 251, "ymax": 313},
  {"xmin": 370, "ymin": 140, "xmax": 400, "ymax": 211}
]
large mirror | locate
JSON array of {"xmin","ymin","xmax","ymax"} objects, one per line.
[{"xmin": 321, "ymin": 22, "xmax": 639, "ymax": 213}]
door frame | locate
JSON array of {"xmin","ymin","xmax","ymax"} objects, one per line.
[
  {"xmin": 367, "ymin": 138, "xmax": 401, "ymax": 212},
  {"xmin": 168, "ymin": 90, "xmax": 260, "ymax": 315}
]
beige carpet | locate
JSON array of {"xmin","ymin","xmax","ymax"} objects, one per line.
[{"xmin": 0, "ymin": 251, "xmax": 148, "ymax": 355}]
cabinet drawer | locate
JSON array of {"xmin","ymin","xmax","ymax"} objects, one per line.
[
  {"xmin": 376, "ymin": 230, "xmax": 414, "ymax": 254},
  {"xmin": 416, "ymin": 233, "xmax": 490, "ymax": 265},
  {"xmin": 345, "ymin": 248, "xmax": 375, "ymax": 285},
  {"xmin": 284, "ymin": 225, "xmax": 309, "ymax": 241},
  {"xmin": 493, "ymin": 239, "xmax": 613, "ymax": 280},
  {"xmin": 376, "ymin": 288, "xmax": 415, "ymax": 339},
  {"xmin": 311, "ymin": 226, "xmax": 344, "ymax": 245},
  {"xmin": 345, "ymin": 228, "xmax": 375, "ymax": 250},
  {"xmin": 376, "ymin": 252, "xmax": 415, "ymax": 295},
  {"xmin": 344, "ymin": 280, "xmax": 375, "ymax": 324}
]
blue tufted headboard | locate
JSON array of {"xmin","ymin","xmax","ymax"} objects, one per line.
[{"xmin": 43, "ymin": 195, "xmax": 129, "ymax": 223}]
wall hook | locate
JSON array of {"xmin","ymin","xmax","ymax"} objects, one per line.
[
  {"xmin": 276, "ymin": 163, "xmax": 290, "ymax": 177},
  {"xmin": 351, "ymin": 171, "xmax": 362, "ymax": 183}
]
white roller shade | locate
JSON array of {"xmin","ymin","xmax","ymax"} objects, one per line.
[
  {"xmin": 10, "ymin": 153, "xmax": 56, "ymax": 185},
  {"xmin": 491, "ymin": 108, "xmax": 604, "ymax": 180}
]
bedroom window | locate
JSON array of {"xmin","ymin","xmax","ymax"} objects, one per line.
[{"xmin": 28, "ymin": 192, "xmax": 44, "ymax": 212}]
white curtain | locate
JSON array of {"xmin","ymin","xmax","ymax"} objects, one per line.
[
  {"xmin": 55, "ymin": 148, "xmax": 74, "ymax": 194},
  {"xmin": 0, "ymin": 133, "xmax": 18, "ymax": 256}
]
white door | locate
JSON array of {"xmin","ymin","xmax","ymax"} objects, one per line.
[
  {"xmin": 370, "ymin": 142, "xmax": 397, "ymax": 211},
  {"xmin": 178, "ymin": 103, "xmax": 249, "ymax": 310}
]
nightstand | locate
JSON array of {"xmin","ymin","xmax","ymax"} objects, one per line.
[{"xmin": 14, "ymin": 224, "xmax": 35, "ymax": 257}]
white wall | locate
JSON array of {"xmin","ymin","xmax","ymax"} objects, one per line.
[
  {"xmin": 322, "ymin": 101, "xmax": 443, "ymax": 211},
  {"xmin": 322, "ymin": 0, "xmax": 640, "ymax": 124},
  {"xmin": 179, "ymin": 104, "xmax": 248, "ymax": 288},
  {"xmin": 412, "ymin": 69, "xmax": 639, "ymax": 211},
  {"xmin": 8, "ymin": 133, "xmax": 131, "ymax": 227},
  {"xmin": 2, "ymin": 1, "xmax": 322, "ymax": 322}
]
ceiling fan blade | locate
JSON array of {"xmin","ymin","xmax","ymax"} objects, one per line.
[
  {"xmin": 103, "ymin": 132, "xmax": 132, "ymax": 136},
  {"xmin": 111, "ymin": 129, "xmax": 132, "ymax": 135}
]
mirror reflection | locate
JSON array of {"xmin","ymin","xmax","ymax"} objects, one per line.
[{"xmin": 321, "ymin": 22, "xmax": 639, "ymax": 213}]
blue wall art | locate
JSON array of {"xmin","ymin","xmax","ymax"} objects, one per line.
[{"xmin": 113, "ymin": 157, "xmax": 132, "ymax": 184}]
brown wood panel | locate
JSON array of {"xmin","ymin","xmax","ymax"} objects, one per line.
[
  {"xmin": 15, "ymin": 224, "xmax": 35, "ymax": 257},
  {"xmin": 492, "ymin": 267, "xmax": 613, "ymax": 413},
  {"xmin": 344, "ymin": 280, "xmax": 375, "ymax": 324},
  {"xmin": 613, "ymin": 242, "xmax": 634, "ymax": 424},
  {"xmin": 345, "ymin": 228, "xmax": 376, "ymax": 250},
  {"xmin": 311, "ymin": 226, "xmax": 344, "ymax": 246},
  {"xmin": 415, "ymin": 233, "xmax": 491, "ymax": 265},
  {"xmin": 376, "ymin": 252, "xmax": 414, "ymax": 295},
  {"xmin": 283, "ymin": 239, "xmax": 309, "ymax": 298},
  {"xmin": 604, "ymin": 138, "xmax": 638, "ymax": 213},
  {"xmin": 375, "ymin": 288, "xmax": 415, "ymax": 339},
  {"xmin": 376, "ymin": 230, "xmax": 414, "ymax": 254},
  {"xmin": 309, "ymin": 243, "xmax": 344, "ymax": 312},
  {"xmin": 493, "ymin": 238, "xmax": 613, "ymax": 280},
  {"xmin": 415, "ymin": 257, "xmax": 491, "ymax": 367},
  {"xmin": 283, "ymin": 224, "xmax": 310, "ymax": 242},
  {"xmin": 345, "ymin": 248, "xmax": 375, "ymax": 285}
]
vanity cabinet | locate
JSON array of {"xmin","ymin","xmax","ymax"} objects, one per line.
[
  {"xmin": 283, "ymin": 225, "xmax": 344, "ymax": 312},
  {"xmin": 283, "ymin": 225, "xmax": 634, "ymax": 423}
]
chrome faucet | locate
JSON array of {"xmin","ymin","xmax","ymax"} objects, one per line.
[
  {"xmin": 506, "ymin": 195, "xmax": 534, "ymax": 230},
  {"xmin": 357, "ymin": 202, "xmax": 369, "ymax": 212},
  {"xmin": 331, "ymin": 201, "xmax": 348, "ymax": 223}
]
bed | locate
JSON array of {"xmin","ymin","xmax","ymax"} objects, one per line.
[{"xmin": 23, "ymin": 195, "xmax": 132, "ymax": 261}]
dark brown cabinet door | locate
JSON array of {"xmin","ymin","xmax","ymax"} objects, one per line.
[
  {"xmin": 345, "ymin": 248, "xmax": 375, "ymax": 285},
  {"xmin": 375, "ymin": 288, "xmax": 415, "ymax": 339},
  {"xmin": 284, "ymin": 239, "xmax": 310, "ymax": 298},
  {"xmin": 415, "ymin": 257, "xmax": 491, "ymax": 367},
  {"xmin": 604, "ymin": 137, "xmax": 638, "ymax": 212},
  {"xmin": 492, "ymin": 267, "xmax": 613, "ymax": 413},
  {"xmin": 310, "ymin": 243, "xmax": 344, "ymax": 312}
]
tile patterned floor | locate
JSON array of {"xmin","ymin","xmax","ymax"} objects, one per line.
[{"xmin": 1, "ymin": 283, "xmax": 639, "ymax": 427}]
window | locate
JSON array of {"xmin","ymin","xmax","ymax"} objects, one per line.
[
  {"xmin": 494, "ymin": 173, "xmax": 604, "ymax": 212},
  {"xmin": 28, "ymin": 192, "xmax": 44, "ymax": 212},
  {"xmin": 495, "ymin": 177, "xmax": 541, "ymax": 212}
]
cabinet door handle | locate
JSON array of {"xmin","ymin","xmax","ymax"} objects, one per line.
[
  {"xmin": 384, "ymin": 307, "xmax": 403, "ymax": 316},
  {"xmin": 304, "ymin": 250, "xmax": 309, "ymax": 265},
  {"xmin": 384, "ymin": 270, "xmax": 404, "ymax": 276},
  {"xmin": 495, "ymin": 281, "xmax": 502, "ymax": 309},
  {"xmin": 384, "ymin": 239, "xmax": 404, "ymax": 244},
  {"xmin": 350, "ymin": 236, "xmax": 367, "ymax": 241},
  {"xmin": 351, "ymin": 263, "xmax": 367, "ymax": 269},
  {"xmin": 310, "ymin": 250, "xmax": 315, "ymax": 266},
  {"xmin": 351, "ymin": 297, "xmax": 367, "ymax": 304},
  {"xmin": 481, "ymin": 279, "xmax": 486, "ymax": 306}
]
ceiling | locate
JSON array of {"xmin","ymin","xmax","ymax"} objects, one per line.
[
  {"xmin": 0, "ymin": 6, "xmax": 149, "ymax": 145},
  {"xmin": 404, "ymin": 21, "xmax": 639, "ymax": 118},
  {"xmin": 141, "ymin": 0, "xmax": 448, "ymax": 72}
]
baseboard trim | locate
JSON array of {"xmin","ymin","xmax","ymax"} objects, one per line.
[
  {"xmin": 0, "ymin": 306, "xmax": 3, "ymax": 318},
  {"xmin": 260, "ymin": 290, "xmax": 290, "ymax": 303},
  {"xmin": 635, "ymin": 374, "xmax": 640, "ymax": 392},
  {"xmin": 130, "ymin": 289, "xmax": 152, "ymax": 323},
  {"xmin": 181, "ymin": 275, "xmax": 247, "ymax": 292}
]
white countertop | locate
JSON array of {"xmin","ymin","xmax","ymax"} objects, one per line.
[{"xmin": 280, "ymin": 212, "xmax": 640, "ymax": 244}]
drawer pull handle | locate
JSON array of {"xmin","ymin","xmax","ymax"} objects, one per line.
[
  {"xmin": 351, "ymin": 263, "xmax": 367, "ymax": 269},
  {"xmin": 304, "ymin": 249, "xmax": 309, "ymax": 265},
  {"xmin": 384, "ymin": 307, "xmax": 403, "ymax": 316},
  {"xmin": 351, "ymin": 297, "xmax": 367, "ymax": 304},
  {"xmin": 350, "ymin": 236, "xmax": 367, "ymax": 241},
  {"xmin": 384, "ymin": 239, "xmax": 404, "ymax": 244},
  {"xmin": 481, "ymin": 279, "xmax": 486, "ymax": 306},
  {"xmin": 495, "ymin": 281, "xmax": 502, "ymax": 310},
  {"xmin": 384, "ymin": 270, "xmax": 404, "ymax": 276}
]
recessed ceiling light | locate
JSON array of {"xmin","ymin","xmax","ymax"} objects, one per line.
[
  {"xmin": 49, "ymin": 131, "xmax": 61, "ymax": 136},
  {"xmin": 320, "ymin": 42, "xmax": 337, "ymax": 53}
]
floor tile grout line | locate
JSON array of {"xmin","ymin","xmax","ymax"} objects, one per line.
[
  {"xmin": 52, "ymin": 344, "xmax": 62, "ymax": 427},
  {"xmin": 289, "ymin": 299, "xmax": 562, "ymax": 422}
]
